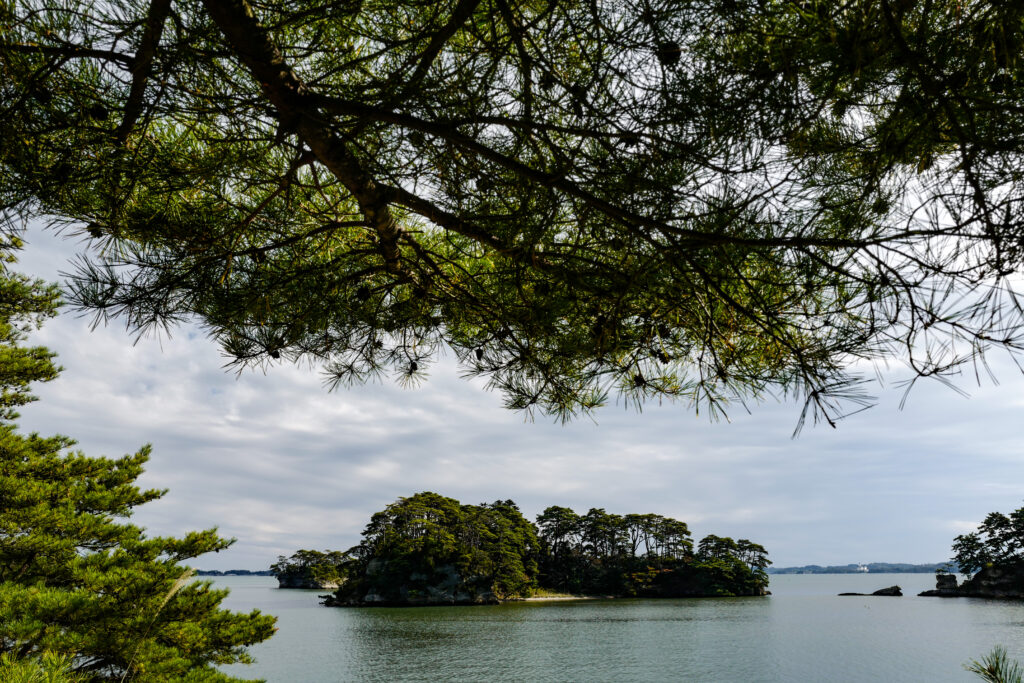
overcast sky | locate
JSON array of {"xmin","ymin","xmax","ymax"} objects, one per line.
[{"xmin": 11, "ymin": 226, "xmax": 1024, "ymax": 570}]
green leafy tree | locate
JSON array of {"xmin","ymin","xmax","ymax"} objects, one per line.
[
  {"xmin": 697, "ymin": 534, "xmax": 740, "ymax": 560},
  {"xmin": 952, "ymin": 505, "xmax": 1024, "ymax": 577},
  {"xmin": 0, "ymin": 239, "xmax": 59, "ymax": 419},
  {"xmin": 735, "ymin": 539, "xmax": 772, "ymax": 584},
  {"xmin": 0, "ymin": 248, "xmax": 276, "ymax": 682},
  {"xmin": 535, "ymin": 506, "xmax": 582, "ymax": 557},
  {"xmin": 657, "ymin": 518, "xmax": 694, "ymax": 560},
  {"xmin": 3, "ymin": 0, "xmax": 1023, "ymax": 425},
  {"xmin": 463, "ymin": 499, "xmax": 540, "ymax": 599},
  {"xmin": 270, "ymin": 549, "xmax": 350, "ymax": 586},
  {"xmin": 323, "ymin": 497, "xmax": 769, "ymax": 601},
  {"xmin": 359, "ymin": 491, "xmax": 465, "ymax": 568},
  {"xmin": 536, "ymin": 504, "xmax": 765, "ymax": 597},
  {"xmin": 952, "ymin": 533, "xmax": 992, "ymax": 577},
  {"xmin": 623, "ymin": 514, "xmax": 654, "ymax": 558},
  {"xmin": 580, "ymin": 508, "xmax": 626, "ymax": 559},
  {"xmin": 332, "ymin": 492, "xmax": 539, "ymax": 603},
  {"xmin": 534, "ymin": 506, "xmax": 585, "ymax": 592}
]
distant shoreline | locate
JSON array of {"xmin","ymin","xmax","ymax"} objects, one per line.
[
  {"xmin": 769, "ymin": 563, "xmax": 948, "ymax": 575},
  {"xmin": 521, "ymin": 595, "xmax": 602, "ymax": 601},
  {"xmin": 197, "ymin": 564, "xmax": 949, "ymax": 578}
]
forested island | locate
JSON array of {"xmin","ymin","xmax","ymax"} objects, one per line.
[
  {"xmin": 270, "ymin": 492, "xmax": 770, "ymax": 606},
  {"xmin": 269, "ymin": 550, "xmax": 349, "ymax": 588}
]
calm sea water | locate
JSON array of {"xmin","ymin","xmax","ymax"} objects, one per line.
[{"xmin": 215, "ymin": 574, "xmax": 1024, "ymax": 682}]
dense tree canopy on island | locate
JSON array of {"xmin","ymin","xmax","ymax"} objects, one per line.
[
  {"xmin": 3, "ymin": 0, "xmax": 1024, "ymax": 424},
  {"xmin": 329, "ymin": 492, "xmax": 541, "ymax": 603},
  {"xmin": 271, "ymin": 549, "xmax": 350, "ymax": 587},
  {"xmin": 321, "ymin": 492, "xmax": 769, "ymax": 604},
  {"xmin": 951, "ymin": 504, "xmax": 1024, "ymax": 577},
  {"xmin": 0, "ymin": 243, "xmax": 275, "ymax": 681},
  {"xmin": 535, "ymin": 504, "xmax": 769, "ymax": 597}
]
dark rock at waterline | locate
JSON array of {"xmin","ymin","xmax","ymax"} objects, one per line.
[
  {"xmin": 920, "ymin": 563, "xmax": 1024, "ymax": 599},
  {"xmin": 961, "ymin": 562, "xmax": 1024, "ymax": 598},
  {"xmin": 838, "ymin": 585, "xmax": 902, "ymax": 596},
  {"xmin": 277, "ymin": 574, "xmax": 341, "ymax": 589},
  {"xmin": 323, "ymin": 561, "xmax": 500, "ymax": 607},
  {"xmin": 918, "ymin": 573, "xmax": 960, "ymax": 597}
]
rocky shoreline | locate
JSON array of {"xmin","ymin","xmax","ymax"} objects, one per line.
[
  {"xmin": 277, "ymin": 574, "xmax": 340, "ymax": 589},
  {"xmin": 322, "ymin": 561, "xmax": 500, "ymax": 606},
  {"xmin": 919, "ymin": 563, "xmax": 1024, "ymax": 599},
  {"xmin": 322, "ymin": 558, "xmax": 769, "ymax": 607}
]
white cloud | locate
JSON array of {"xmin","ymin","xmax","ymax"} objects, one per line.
[
  {"xmin": 10, "ymin": 227, "xmax": 1024, "ymax": 570},
  {"xmin": 945, "ymin": 520, "xmax": 981, "ymax": 535}
]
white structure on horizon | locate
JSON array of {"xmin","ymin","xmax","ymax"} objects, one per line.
[{"xmin": 856, "ymin": 564, "xmax": 869, "ymax": 573}]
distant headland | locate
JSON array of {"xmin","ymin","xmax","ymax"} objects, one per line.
[{"xmin": 769, "ymin": 563, "xmax": 948, "ymax": 574}]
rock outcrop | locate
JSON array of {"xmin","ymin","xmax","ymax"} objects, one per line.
[
  {"xmin": 838, "ymin": 585, "xmax": 902, "ymax": 596},
  {"xmin": 918, "ymin": 573, "xmax": 960, "ymax": 597},
  {"xmin": 324, "ymin": 561, "xmax": 500, "ymax": 607},
  {"xmin": 276, "ymin": 573, "xmax": 340, "ymax": 589},
  {"xmin": 920, "ymin": 564, "xmax": 1024, "ymax": 599}
]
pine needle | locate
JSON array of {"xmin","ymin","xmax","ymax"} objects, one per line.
[
  {"xmin": 966, "ymin": 645, "xmax": 1024, "ymax": 683},
  {"xmin": 120, "ymin": 568, "xmax": 196, "ymax": 683}
]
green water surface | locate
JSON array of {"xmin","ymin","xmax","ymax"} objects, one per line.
[{"xmin": 217, "ymin": 573, "xmax": 1024, "ymax": 682}]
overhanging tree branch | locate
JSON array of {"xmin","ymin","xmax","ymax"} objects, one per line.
[
  {"xmin": 115, "ymin": 0, "xmax": 172, "ymax": 143},
  {"xmin": 200, "ymin": 0, "xmax": 406, "ymax": 275}
]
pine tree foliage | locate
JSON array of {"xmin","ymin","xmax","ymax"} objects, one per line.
[
  {"xmin": 2, "ymin": 0, "xmax": 1024, "ymax": 424},
  {"xmin": 966, "ymin": 645, "xmax": 1024, "ymax": 683},
  {"xmin": 535, "ymin": 504, "xmax": 769, "ymax": 596},
  {"xmin": 951, "ymin": 505, "xmax": 1024, "ymax": 577},
  {"xmin": 0, "ymin": 652, "xmax": 86, "ymax": 683},
  {"xmin": 325, "ymin": 493, "xmax": 769, "ymax": 603},
  {"xmin": 270, "ymin": 549, "xmax": 349, "ymax": 586},
  {"xmin": 0, "ymin": 249, "xmax": 276, "ymax": 682},
  {"xmin": 0, "ymin": 235, "xmax": 59, "ymax": 420},
  {"xmin": 332, "ymin": 492, "xmax": 541, "ymax": 603}
]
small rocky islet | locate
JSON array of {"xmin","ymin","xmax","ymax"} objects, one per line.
[
  {"xmin": 838, "ymin": 585, "xmax": 903, "ymax": 596},
  {"xmin": 832, "ymin": 563, "xmax": 1024, "ymax": 600}
]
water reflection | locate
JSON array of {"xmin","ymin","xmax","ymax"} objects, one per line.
[{"xmin": 219, "ymin": 575, "xmax": 1024, "ymax": 682}]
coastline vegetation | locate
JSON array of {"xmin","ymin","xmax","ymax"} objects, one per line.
[
  {"xmin": 923, "ymin": 504, "xmax": 1024, "ymax": 600},
  {"xmin": 271, "ymin": 492, "xmax": 770, "ymax": 605},
  {"xmin": 270, "ymin": 550, "xmax": 348, "ymax": 588},
  {"xmin": 951, "ymin": 505, "xmax": 1024, "ymax": 578},
  {"xmin": 525, "ymin": 587, "xmax": 583, "ymax": 599},
  {"xmin": 325, "ymin": 493, "xmax": 541, "ymax": 604},
  {"xmin": 0, "ymin": 246, "xmax": 275, "ymax": 681}
]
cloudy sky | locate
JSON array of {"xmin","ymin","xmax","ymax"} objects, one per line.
[{"xmin": 12, "ymin": 226, "xmax": 1024, "ymax": 570}]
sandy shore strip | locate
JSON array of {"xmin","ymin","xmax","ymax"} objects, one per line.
[{"xmin": 521, "ymin": 595, "xmax": 605, "ymax": 601}]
